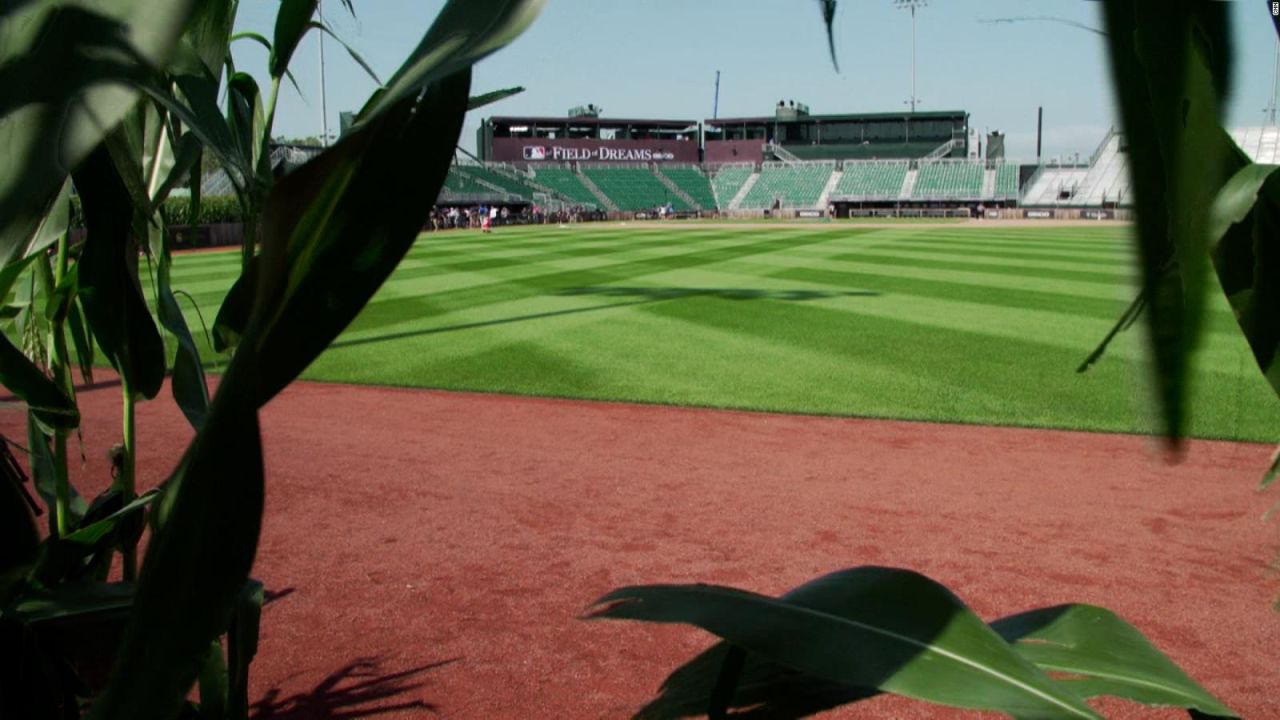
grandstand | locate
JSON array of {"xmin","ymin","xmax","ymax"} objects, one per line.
[
  {"xmin": 710, "ymin": 165, "xmax": 755, "ymax": 208},
  {"xmin": 831, "ymin": 162, "xmax": 909, "ymax": 199},
  {"xmin": 528, "ymin": 166, "xmax": 601, "ymax": 207},
  {"xmin": 581, "ymin": 166, "xmax": 690, "ymax": 211},
  {"xmin": 995, "ymin": 163, "xmax": 1019, "ymax": 199},
  {"xmin": 913, "ymin": 161, "xmax": 985, "ymax": 200},
  {"xmin": 658, "ymin": 166, "xmax": 717, "ymax": 210},
  {"xmin": 738, "ymin": 163, "xmax": 834, "ymax": 209}
]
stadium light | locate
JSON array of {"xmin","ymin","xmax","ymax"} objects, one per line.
[{"xmin": 894, "ymin": 0, "xmax": 927, "ymax": 114}]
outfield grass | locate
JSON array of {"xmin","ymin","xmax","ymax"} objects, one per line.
[{"xmin": 170, "ymin": 223, "xmax": 1280, "ymax": 442}]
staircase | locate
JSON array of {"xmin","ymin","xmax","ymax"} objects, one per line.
[
  {"xmin": 764, "ymin": 143, "xmax": 801, "ymax": 166},
  {"xmin": 653, "ymin": 168, "xmax": 700, "ymax": 210},
  {"xmin": 980, "ymin": 168, "xmax": 997, "ymax": 200},
  {"xmin": 898, "ymin": 169, "xmax": 918, "ymax": 200},
  {"xmin": 577, "ymin": 169, "xmax": 618, "ymax": 211},
  {"xmin": 729, "ymin": 172, "xmax": 760, "ymax": 210},
  {"xmin": 817, "ymin": 170, "xmax": 843, "ymax": 209},
  {"xmin": 923, "ymin": 139, "xmax": 960, "ymax": 162}
]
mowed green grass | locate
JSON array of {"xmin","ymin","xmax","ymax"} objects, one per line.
[{"xmin": 169, "ymin": 223, "xmax": 1280, "ymax": 442}]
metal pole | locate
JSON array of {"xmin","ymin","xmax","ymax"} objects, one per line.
[
  {"xmin": 319, "ymin": 1, "xmax": 329, "ymax": 146},
  {"xmin": 911, "ymin": 5, "xmax": 917, "ymax": 113},
  {"xmin": 1270, "ymin": 40, "xmax": 1280, "ymax": 125},
  {"xmin": 713, "ymin": 70, "xmax": 721, "ymax": 120}
]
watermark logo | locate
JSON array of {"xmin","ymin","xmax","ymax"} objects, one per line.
[{"xmin": 1273, "ymin": 1, "xmax": 1278, "ymax": 16}]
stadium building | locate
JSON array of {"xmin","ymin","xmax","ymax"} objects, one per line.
[{"xmin": 395, "ymin": 102, "xmax": 1280, "ymax": 221}]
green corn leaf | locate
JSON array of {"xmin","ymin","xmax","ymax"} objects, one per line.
[
  {"xmin": 307, "ymin": 20, "xmax": 382, "ymax": 85},
  {"xmin": 12, "ymin": 582, "xmax": 134, "ymax": 626},
  {"xmin": 87, "ymin": 382, "xmax": 263, "ymax": 720},
  {"xmin": 151, "ymin": 223, "xmax": 210, "ymax": 431},
  {"xmin": 358, "ymin": 0, "xmax": 545, "ymax": 123},
  {"xmin": 269, "ymin": 0, "xmax": 318, "ymax": 79},
  {"xmin": 1208, "ymin": 161, "xmax": 1280, "ymax": 400},
  {"xmin": 66, "ymin": 297, "xmax": 95, "ymax": 384},
  {"xmin": 31, "ymin": 489, "xmax": 157, "ymax": 587},
  {"xmin": 992, "ymin": 605, "xmax": 1236, "ymax": 717},
  {"xmin": 0, "ymin": 0, "xmax": 196, "ymax": 268},
  {"xmin": 227, "ymin": 579, "xmax": 264, "ymax": 720},
  {"xmin": 71, "ymin": 144, "xmax": 166, "ymax": 401},
  {"xmin": 817, "ymin": 0, "xmax": 838, "ymax": 71},
  {"xmin": 185, "ymin": 0, "xmax": 239, "ymax": 77},
  {"xmin": 230, "ymin": 30, "xmax": 271, "ymax": 53},
  {"xmin": 211, "ymin": 256, "xmax": 256, "ymax": 353},
  {"xmin": 469, "ymin": 86, "xmax": 524, "ymax": 111},
  {"xmin": 197, "ymin": 640, "xmax": 229, "ymax": 720},
  {"xmin": 587, "ymin": 567, "xmax": 1100, "ymax": 719},
  {"xmin": 226, "ymin": 72, "xmax": 267, "ymax": 182},
  {"xmin": 0, "ymin": 333, "xmax": 78, "ymax": 430},
  {"xmin": 1100, "ymin": 2, "xmax": 1237, "ymax": 447},
  {"xmin": 235, "ymin": 70, "xmax": 471, "ymax": 406},
  {"xmin": 0, "ymin": 438, "xmax": 39, "ymax": 580}
]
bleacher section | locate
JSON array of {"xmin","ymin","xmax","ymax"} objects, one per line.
[
  {"xmin": 529, "ymin": 167, "xmax": 601, "ymax": 206},
  {"xmin": 1231, "ymin": 127, "xmax": 1280, "ymax": 164},
  {"xmin": 461, "ymin": 165, "xmax": 542, "ymax": 199},
  {"xmin": 912, "ymin": 162, "xmax": 984, "ymax": 199},
  {"xmin": 996, "ymin": 164, "xmax": 1019, "ymax": 198},
  {"xmin": 832, "ymin": 162, "xmax": 908, "ymax": 198},
  {"xmin": 582, "ymin": 167, "xmax": 690, "ymax": 211},
  {"xmin": 711, "ymin": 165, "xmax": 754, "ymax": 208},
  {"xmin": 442, "ymin": 167, "xmax": 495, "ymax": 196},
  {"xmin": 738, "ymin": 163, "xmax": 834, "ymax": 209},
  {"xmin": 659, "ymin": 166, "xmax": 717, "ymax": 210}
]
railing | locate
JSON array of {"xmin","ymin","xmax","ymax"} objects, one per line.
[
  {"xmin": 763, "ymin": 143, "xmax": 802, "ymax": 165},
  {"xmin": 1088, "ymin": 126, "xmax": 1117, "ymax": 167},
  {"xmin": 921, "ymin": 139, "xmax": 960, "ymax": 162}
]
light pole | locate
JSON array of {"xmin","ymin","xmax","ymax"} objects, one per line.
[
  {"xmin": 318, "ymin": 0, "xmax": 330, "ymax": 146},
  {"xmin": 895, "ymin": 0, "xmax": 926, "ymax": 114}
]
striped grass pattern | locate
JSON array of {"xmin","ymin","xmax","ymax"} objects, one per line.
[{"xmin": 169, "ymin": 223, "xmax": 1280, "ymax": 442}]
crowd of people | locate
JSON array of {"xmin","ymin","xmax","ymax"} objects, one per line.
[{"xmin": 426, "ymin": 204, "xmax": 607, "ymax": 231}]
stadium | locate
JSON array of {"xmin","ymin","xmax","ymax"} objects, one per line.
[
  {"xmin": 8, "ymin": 2, "xmax": 1280, "ymax": 719},
  {"xmin": 418, "ymin": 102, "xmax": 1280, "ymax": 222}
]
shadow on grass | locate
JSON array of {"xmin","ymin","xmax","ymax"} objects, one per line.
[
  {"xmin": 558, "ymin": 286, "xmax": 881, "ymax": 302},
  {"xmin": 251, "ymin": 656, "xmax": 458, "ymax": 720},
  {"xmin": 326, "ymin": 287, "xmax": 879, "ymax": 352}
]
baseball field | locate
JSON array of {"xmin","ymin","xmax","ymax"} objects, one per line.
[{"xmin": 172, "ymin": 221, "xmax": 1279, "ymax": 442}]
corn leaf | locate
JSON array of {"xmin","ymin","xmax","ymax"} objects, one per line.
[
  {"xmin": 1099, "ymin": 2, "xmax": 1236, "ymax": 447},
  {"xmin": 269, "ymin": 0, "xmax": 318, "ymax": 79},
  {"xmin": 0, "ymin": 0, "xmax": 195, "ymax": 268},
  {"xmin": 0, "ymin": 334, "xmax": 78, "ymax": 430},
  {"xmin": 992, "ymin": 605, "xmax": 1236, "ymax": 717},
  {"xmin": 587, "ymin": 567, "xmax": 1100, "ymax": 719},
  {"xmin": 71, "ymin": 145, "xmax": 166, "ymax": 401},
  {"xmin": 1208, "ymin": 162, "xmax": 1280, "ymax": 400}
]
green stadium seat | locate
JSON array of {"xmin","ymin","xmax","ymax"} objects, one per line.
[
  {"xmin": 530, "ymin": 167, "xmax": 602, "ymax": 206},
  {"xmin": 711, "ymin": 165, "xmax": 754, "ymax": 208},
  {"xmin": 833, "ymin": 162, "xmax": 908, "ymax": 198},
  {"xmin": 582, "ymin": 167, "xmax": 691, "ymax": 212},
  {"xmin": 912, "ymin": 162, "xmax": 984, "ymax": 199},
  {"xmin": 738, "ymin": 163, "xmax": 834, "ymax": 209},
  {"xmin": 996, "ymin": 164, "xmax": 1019, "ymax": 198},
  {"xmin": 657, "ymin": 166, "xmax": 717, "ymax": 210}
]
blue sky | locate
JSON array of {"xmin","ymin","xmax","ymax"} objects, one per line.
[{"xmin": 232, "ymin": 1, "xmax": 1280, "ymax": 161}]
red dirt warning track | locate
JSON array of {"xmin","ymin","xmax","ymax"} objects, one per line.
[{"xmin": 8, "ymin": 380, "xmax": 1278, "ymax": 718}]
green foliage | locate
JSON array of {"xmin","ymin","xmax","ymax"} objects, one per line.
[
  {"xmin": 1098, "ymin": 2, "xmax": 1236, "ymax": 448},
  {"xmin": 589, "ymin": 568, "xmax": 1236, "ymax": 719},
  {"xmin": 70, "ymin": 195, "xmax": 244, "ymax": 228}
]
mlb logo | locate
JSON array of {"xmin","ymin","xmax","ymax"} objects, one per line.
[{"xmin": 523, "ymin": 146, "xmax": 547, "ymax": 160}]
